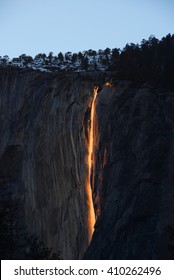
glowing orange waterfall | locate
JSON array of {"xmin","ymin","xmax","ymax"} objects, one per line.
[{"xmin": 85, "ymin": 86, "xmax": 99, "ymax": 242}]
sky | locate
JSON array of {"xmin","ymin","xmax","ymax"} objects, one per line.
[{"xmin": 0, "ymin": 0, "xmax": 174, "ymax": 58}]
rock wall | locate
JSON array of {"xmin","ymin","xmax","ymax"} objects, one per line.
[
  {"xmin": 1, "ymin": 67, "xmax": 174, "ymax": 260},
  {"xmin": 0, "ymin": 68, "xmax": 95, "ymax": 259},
  {"xmin": 85, "ymin": 82, "xmax": 174, "ymax": 259}
]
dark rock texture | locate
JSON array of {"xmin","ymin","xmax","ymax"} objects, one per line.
[
  {"xmin": 0, "ymin": 68, "xmax": 95, "ymax": 259},
  {"xmin": 1, "ymin": 67, "xmax": 174, "ymax": 260},
  {"xmin": 85, "ymin": 82, "xmax": 174, "ymax": 259}
]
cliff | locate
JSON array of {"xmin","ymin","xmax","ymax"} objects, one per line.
[
  {"xmin": 85, "ymin": 82, "xmax": 174, "ymax": 259},
  {"xmin": 0, "ymin": 68, "xmax": 98, "ymax": 259},
  {"xmin": 0, "ymin": 67, "xmax": 174, "ymax": 259}
]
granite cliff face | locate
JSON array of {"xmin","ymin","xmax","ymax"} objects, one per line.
[
  {"xmin": 1, "ymin": 67, "xmax": 174, "ymax": 259},
  {"xmin": 85, "ymin": 82, "xmax": 174, "ymax": 259},
  {"xmin": 0, "ymin": 68, "xmax": 97, "ymax": 259}
]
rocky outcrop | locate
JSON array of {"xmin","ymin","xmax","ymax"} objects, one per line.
[
  {"xmin": 85, "ymin": 82, "xmax": 174, "ymax": 259},
  {"xmin": 0, "ymin": 68, "xmax": 97, "ymax": 259},
  {"xmin": 1, "ymin": 67, "xmax": 174, "ymax": 260}
]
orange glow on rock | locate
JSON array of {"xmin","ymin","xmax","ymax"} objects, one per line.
[
  {"xmin": 85, "ymin": 86, "xmax": 98, "ymax": 242},
  {"xmin": 105, "ymin": 81, "xmax": 112, "ymax": 87}
]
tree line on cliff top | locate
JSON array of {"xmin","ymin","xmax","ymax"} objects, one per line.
[{"xmin": 0, "ymin": 34, "xmax": 174, "ymax": 89}]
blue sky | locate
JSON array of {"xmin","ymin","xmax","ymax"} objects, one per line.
[{"xmin": 0, "ymin": 0, "xmax": 174, "ymax": 58}]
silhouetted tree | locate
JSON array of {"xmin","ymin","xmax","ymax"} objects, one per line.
[
  {"xmin": 25, "ymin": 235, "xmax": 62, "ymax": 260},
  {"xmin": 81, "ymin": 56, "xmax": 89, "ymax": 70},
  {"xmin": 71, "ymin": 53, "xmax": 78, "ymax": 63},
  {"xmin": 0, "ymin": 186, "xmax": 19, "ymax": 259},
  {"xmin": 35, "ymin": 53, "xmax": 46, "ymax": 61},
  {"xmin": 109, "ymin": 48, "xmax": 120, "ymax": 71},
  {"xmin": 65, "ymin": 52, "xmax": 72, "ymax": 61},
  {"xmin": 58, "ymin": 52, "xmax": 64, "ymax": 62},
  {"xmin": 48, "ymin": 52, "xmax": 53, "ymax": 62},
  {"xmin": 104, "ymin": 47, "xmax": 111, "ymax": 56},
  {"xmin": 78, "ymin": 51, "xmax": 83, "ymax": 60}
]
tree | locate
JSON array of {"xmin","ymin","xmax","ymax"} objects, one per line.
[
  {"xmin": 104, "ymin": 48, "xmax": 111, "ymax": 56},
  {"xmin": 98, "ymin": 49, "xmax": 103, "ymax": 55},
  {"xmin": 48, "ymin": 52, "xmax": 54, "ymax": 62},
  {"xmin": 25, "ymin": 235, "xmax": 62, "ymax": 260},
  {"xmin": 58, "ymin": 52, "xmax": 64, "ymax": 62},
  {"xmin": 35, "ymin": 53, "xmax": 46, "ymax": 61},
  {"xmin": 71, "ymin": 53, "xmax": 78, "ymax": 63},
  {"xmin": 65, "ymin": 52, "xmax": 72, "ymax": 61},
  {"xmin": 0, "ymin": 55, "xmax": 10, "ymax": 64},
  {"xmin": 78, "ymin": 51, "xmax": 83, "ymax": 60},
  {"xmin": 19, "ymin": 55, "xmax": 33, "ymax": 65},
  {"xmin": 0, "ymin": 185, "xmax": 19, "ymax": 259},
  {"xmin": 3, "ymin": 55, "xmax": 10, "ymax": 62},
  {"xmin": 0, "ymin": 184, "xmax": 62, "ymax": 259},
  {"xmin": 81, "ymin": 56, "xmax": 89, "ymax": 70},
  {"xmin": 11, "ymin": 57, "xmax": 21, "ymax": 63}
]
